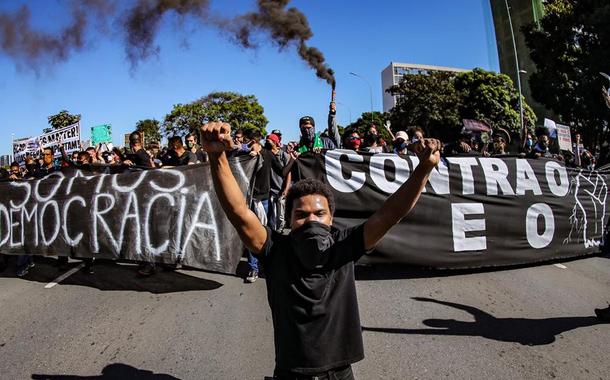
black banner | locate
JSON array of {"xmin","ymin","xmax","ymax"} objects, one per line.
[
  {"xmin": 296, "ymin": 150, "xmax": 610, "ymax": 269},
  {"xmin": 0, "ymin": 157, "xmax": 257, "ymax": 274}
]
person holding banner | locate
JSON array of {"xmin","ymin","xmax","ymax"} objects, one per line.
[{"xmin": 200, "ymin": 121, "xmax": 440, "ymax": 380}]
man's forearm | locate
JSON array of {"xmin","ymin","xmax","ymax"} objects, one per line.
[
  {"xmin": 208, "ymin": 152, "xmax": 248, "ymax": 219},
  {"xmin": 364, "ymin": 164, "xmax": 432, "ymax": 250}
]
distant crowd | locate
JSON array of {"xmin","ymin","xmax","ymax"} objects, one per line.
[{"xmin": 0, "ymin": 99, "xmax": 604, "ymax": 279}]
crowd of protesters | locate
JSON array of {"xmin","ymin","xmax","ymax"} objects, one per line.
[{"xmin": 0, "ymin": 98, "xmax": 605, "ymax": 279}]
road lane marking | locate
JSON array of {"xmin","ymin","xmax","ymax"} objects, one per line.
[
  {"xmin": 553, "ymin": 263, "xmax": 567, "ymax": 269},
  {"xmin": 44, "ymin": 263, "xmax": 84, "ymax": 289}
]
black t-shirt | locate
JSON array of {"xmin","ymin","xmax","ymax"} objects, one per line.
[
  {"xmin": 259, "ymin": 224, "xmax": 366, "ymax": 374},
  {"xmin": 126, "ymin": 148, "xmax": 153, "ymax": 168},
  {"xmin": 162, "ymin": 150, "xmax": 197, "ymax": 167}
]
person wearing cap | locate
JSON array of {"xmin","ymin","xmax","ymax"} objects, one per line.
[
  {"xmin": 393, "ymin": 131, "xmax": 410, "ymax": 155},
  {"xmin": 271, "ymin": 129, "xmax": 283, "ymax": 147},
  {"xmin": 296, "ymin": 115, "xmax": 336, "ymax": 154},
  {"xmin": 490, "ymin": 128, "xmax": 511, "ymax": 155}
]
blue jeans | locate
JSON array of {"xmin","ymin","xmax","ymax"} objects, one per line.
[
  {"xmin": 248, "ymin": 199, "xmax": 269, "ymax": 272},
  {"xmin": 17, "ymin": 255, "xmax": 33, "ymax": 271}
]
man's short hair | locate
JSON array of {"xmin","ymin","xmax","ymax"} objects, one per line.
[
  {"xmin": 285, "ymin": 179, "xmax": 335, "ymax": 221},
  {"xmin": 169, "ymin": 136, "xmax": 184, "ymax": 147},
  {"xmin": 129, "ymin": 131, "xmax": 142, "ymax": 145},
  {"xmin": 43, "ymin": 146, "xmax": 54, "ymax": 154},
  {"xmin": 186, "ymin": 132, "xmax": 198, "ymax": 142}
]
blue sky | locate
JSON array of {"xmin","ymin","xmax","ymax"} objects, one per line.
[{"xmin": 0, "ymin": 0, "xmax": 498, "ymax": 157}]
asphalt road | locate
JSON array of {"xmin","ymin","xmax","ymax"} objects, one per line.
[{"xmin": 1, "ymin": 254, "xmax": 609, "ymax": 380}]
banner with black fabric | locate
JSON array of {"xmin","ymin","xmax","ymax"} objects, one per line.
[
  {"xmin": 295, "ymin": 150, "xmax": 610, "ymax": 269},
  {"xmin": 0, "ymin": 156, "xmax": 257, "ymax": 274}
]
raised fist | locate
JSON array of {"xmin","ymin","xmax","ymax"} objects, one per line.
[
  {"xmin": 568, "ymin": 171, "xmax": 608, "ymax": 248},
  {"xmin": 200, "ymin": 122, "xmax": 234, "ymax": 153}
]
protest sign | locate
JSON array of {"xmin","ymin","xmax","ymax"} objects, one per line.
[
  {"xmin": 555, "ymin": 123, "xmax": 572, "ymax": 152},
  {"xmin": 91, "ymin": 125, "xmax": 112, "ymax": 146},
  {"xmin": 296, "ymin": 151, "xmax": 609, "ymax": 269}
]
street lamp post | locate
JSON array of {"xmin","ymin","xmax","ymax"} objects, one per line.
[
  {"xmin": 349, "ymin": 72, "xmax": 374, "ymax": 125},
  {"xmin": 504, "ymin": 0, "xmax": 526, "ymax": 143},
  {"xmin": 336, "ymin": 101, "xmax": 353, "ymax": 124}
]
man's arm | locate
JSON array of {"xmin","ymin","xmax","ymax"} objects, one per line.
[
  {"xmin": 202, "ymin": 122, "xmax": 268, "ymax": 254},
  {"xmin": 327, "ymin": 101, "xmax": 342, "ymax": 148},
  {"xmin": 363, "ymin": 139, "xmax": 441, "ymax": 251}
]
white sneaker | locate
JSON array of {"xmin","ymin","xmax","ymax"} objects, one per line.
[{"xmin": 245, "ymin": 270, "xmax": 259, "ymax": 283}]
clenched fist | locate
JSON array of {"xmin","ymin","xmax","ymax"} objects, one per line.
[{"xmin": 200, "ymin": 122, "xmax": 234, "ymax": 153}]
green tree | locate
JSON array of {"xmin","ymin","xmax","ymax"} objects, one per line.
[
  {"xmin": 163, "ymin": 91, "xmax": 268, "ymax": 137},
  {"xmin": 523, "ymin": 0, "xmax": 610, "ymax": 148},
  {"xmin": 135, "ymin": 119, "xmax": 162, "ymax": 145},
  {"xmin": 388, "ymin": 69, "xmax": 536, "ymax": 142},
  {"xmin": 388, "ymin": 71, "xmax": 462, "ymax": 141},
  {"xmin": 47, "ymin": 110, "xmax": 81, "ymax": 130},
  {"xmin": 454, "ymin": 68, "xmax": 536, "ymax": 134}
]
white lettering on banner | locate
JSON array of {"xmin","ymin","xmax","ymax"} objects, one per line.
[
  {"xmin": 118, "ymin": 192, "xmax": 142, "ymax": 254},
  {"xmin": 92, "ymin": 193, "xmax": 116, "ymax": 253},
  {"xmin": 144, "ymin": 193, "xmax": 175, "ymax": 255},
  {"xmin": 111, "ymin": 171, "xmax": 148, "ymax": 193},
  {"xmin": 150, "ymin": 169, "xmax": 186, "ymax": 193},
  {"xmin": 545, "ymin": 161, "xmax": 569, "ymax": 196},
  {"xmin": 181, "ymin": 192, "xmax": 220, "ymax": 260},
  {"xmin": 526, "ymin": 203, "xmax": 555, "ymax": 248},
  {"xmin": 515, "ymin": 159, "xmax": 542, "ymax": 195},
  {"xmin": 369, "ymin": 154, "xmax": 410, "ymax": 193},
  {"xmin": 40, "ymin": 201, "xmax": 60, "ymax": 246},
  {"xmin": 10, "ymin": 181, "xmax": 31, "ymax": 209},
  {"xmin": 34, "ymin": 172, "xmax": 65, "ymax": 202},
  {"xmin": 325, "ymin": 150, "xmax": 366, "ymax": 193},
  {"xmin": 479, "ymin": 158, "xmax": 515, "ymax": 196},
  {"xmin": 21, "ymin": 204, "xmax": 39, "ymax": 247},
  {"xmin": 65, "ymin": 170, "xmax": 100, "ymax": 195},
  {"xmin": 408, "ymin": 157, "xmax": 450, "ymax": 194},
  {"xmin": 10, "ymin": 208, "xmax": 22, "ymax": 247},
  {"xmin": 451, "ymin": 203, "xmax": 487, "ymax": 252},
  {"xmin": 63, "ymin": 196, "xmax": 86, "ymax": 246},
  {"xmin": 0, "ymin": 204, "xmax": 10, "ymax": 247},
  {"xmin": 446, "ymin": 157, "xmax": 478, "ymax": 195}
]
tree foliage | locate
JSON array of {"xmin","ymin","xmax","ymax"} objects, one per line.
[
  {"xmin": 47, "ymin": 110, "xmax": 81, "ymax": 130},
  {"xmin": 135, "ymin": 119, "xmax": 161, "ymax": 145},
  {"xmin": 387, "ymin": 68, "xmax": 536, "ymax": 142},
  {"xmin": 523, "ymin": 0, "xmax": 610, "ymax": 148},
  {"xmin": 162, "ymin": 91, "xmax": 268, "ymax": 137}
]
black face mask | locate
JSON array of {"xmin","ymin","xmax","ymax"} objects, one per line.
[
  {"xmin": 264, "ymin": 141, "xmax": 274, "ymax": 150},
  {"xmin": 365, "ymin": 133, "xmax": 377, "ymax": 145},
  {"xmin": 290, "ymin": 221, "xmax": 334, "ymax": 271},
  {"xmin": 300, "ymin": 126, "xmax": 316, "ymax": 144}
]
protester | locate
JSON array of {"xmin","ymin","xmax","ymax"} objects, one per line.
[
  {"xmin": 265, "ymin": 133, "xmax": 291, "ymax": 232},
  {"xmin": 343, "ymin": 130, "xmax": 362, "ymax": 151},
  {"xmin": 528, "ymin": 128, "xmax": 557, "ymax": 159},
  {"xmin": 296, "ymin": 116, "xmax": 336, "ymax": 153},
  {"xmin": 408, "ymin": 127, "xmax": 425, "ymax": 143},
  {"xmin": 361, "ymin": 124, "xmax": 383, "ymax": 153},
  {"xmin": 200, "ymin": 121, "xmax": 441, "ymax": 379},
  {"xmin": 393, "ymin": 131, "xmax": 410, "ymax": 155},
  {"xmin": 162, "ymin": 136, "xmax": 197, "ymax": 166},
  {"xmin": 490, "ymin": 128, "xmax": 510, "ymax": 156},
  {"xmin": 443, "ymin": 132, "xmax": 476, "ymax": 156},
  {"xmin": 186, "ymin": 132, "xmax": 208, "ymax": 163},
  {"xmin": 124, "ymin": 131, "xmax": 155, "ymax": 168}
]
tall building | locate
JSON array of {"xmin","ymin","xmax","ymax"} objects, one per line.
[
  {"xmin": 488, "ymin": 0, "xmax": 547, "ymax": 118},
  {"xmin": 381, "ymin": 62, "xmax": 468, "ymax": 112},
  {"xmin": 0, "ymin": 155, "xmax": 11, "ymax": 167}
]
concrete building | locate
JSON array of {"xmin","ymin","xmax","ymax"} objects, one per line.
[
  {"xmin": 0, "ymin": 155, "xmax": 11, "ymax": 167},
  {"xmin": 381, "ymin": 62, "xmax": 468, "ymax": 112},
  {"xmin": 488, "ymin": 0, "xmax": 547, "ymax": 119}
]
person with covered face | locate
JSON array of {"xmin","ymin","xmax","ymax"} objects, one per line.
[
  {"xmin": 296, "ymin": 116, "xmax": 336, "ymax": 154},
  {"xmin": 528, "ymin": 128, "xmax": 553, "ymax": 159},
  {"xmin": 200, "ymin": 121, "xmax": 441, "ymax": 380}
]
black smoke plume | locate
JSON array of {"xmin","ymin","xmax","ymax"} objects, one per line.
[
  {"xmin": 229, "ymin": 0, "xmax": 336, "ymax": 87},
  {"xmin": 0, "ymin": 0, "xmax": 335, "ymax": 86}
]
